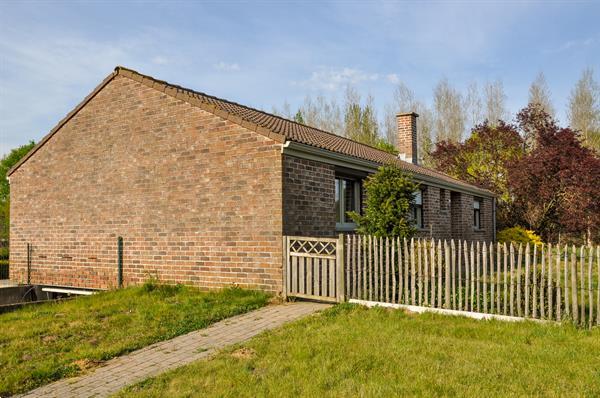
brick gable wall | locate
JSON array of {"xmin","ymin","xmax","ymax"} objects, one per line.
[
  {"xmin": 282, "ymin": 155, "xmax": 336, "ymax": 237},
  {"xmin": 9, "ymin": 75, "xmax": 284, "ymax": 292}
]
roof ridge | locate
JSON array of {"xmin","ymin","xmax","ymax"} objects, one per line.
[{"xmin": 113, "ymin": 66, "xmax": 394, "ymax": 157}]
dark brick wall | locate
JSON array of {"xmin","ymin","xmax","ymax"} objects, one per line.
[
  {"xmin": 282, "ymin": 155, "xmax": 336, "ymax": 237},
  {"xmin": 10, "ymin": 74, "xmax": 284, "ymax": 292}
]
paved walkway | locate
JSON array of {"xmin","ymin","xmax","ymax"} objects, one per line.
[{"xmin": 19, "ymin": 302, "xmax": 330, "ymax": 398}]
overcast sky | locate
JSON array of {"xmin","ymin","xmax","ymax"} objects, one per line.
[{"xmin": 0, "ymin": 0, "xmax": 599, "ymax": 155}]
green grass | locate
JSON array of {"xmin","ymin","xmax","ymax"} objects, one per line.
[
  {"xmin": 119, "ymin": 304, "xmax": 600, "ymax": 397},
  {"xmin": 0, "ymin": 283, "xmax": 270, "ymax": 396}
]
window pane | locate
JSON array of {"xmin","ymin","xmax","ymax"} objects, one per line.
[
  {"xmin": 343, "ymin": 179, "xmax": 356, "ymax": 220},
  {"xmin": 416, "ymin": 207, "xmax": 423, "ymax": 228},
  {"xmin": 474, "ymin": 199, "xmax": 480, "ymax": 209},
  {"xmin": 415, "ymin": 190, "xmax": 422, "ymax": 205},
  {"xmin": 335, "ymin": 179, "xmax": 341, "ymax": 223}
]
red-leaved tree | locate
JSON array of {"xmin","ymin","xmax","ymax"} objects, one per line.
[{"xmin": 509, "ymin": 105, "xmax": 600, "ymax": 244}]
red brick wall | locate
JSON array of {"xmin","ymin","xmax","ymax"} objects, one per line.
[
  {"xmin": 9, "ymin": 75, "xmax": 284, "ymax": 292},
  {"xmin": 416, "ymin": 186, "xmax": 494, "ymax": 242},
  {"xmin": 282, "ymin": 155, "xmax": 336, "ymax": 237}
]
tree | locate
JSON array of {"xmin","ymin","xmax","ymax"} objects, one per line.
[
  {"xmin": 384, "ymin": 82, "xmax": 435, "ymax": 166},
  {"xmin": 348, "ymin": 165, "xmax": 419, "ymax": 238},
  {"xmin": 433, "ymin": 78, "xmax": 465, "ymax": 143},
  {"xmin": 430, "ymin": 121, "xmax": 524, "ymax": 228},
  {"xmin": 344, "ymin": 87, "xmax": 380, "ymax": 146},
  {"xmin": 509, "ymin": 105, "xmax": 600, "ymax": 244},
  {"xmin": 528, "ymin": 72, "xmax": 555, "ymax": 117},
  {"xmin": 483, "ymin": 80, "xmax": 509, "ymax": 125},
  {"xmin": 0, "ymin": 141, "xmax": 36, "ymax": 243},
  {"xmin": 567, "ymin": 68, "xmax": 600, "ymax": 153},
  {"xmin": 293, "ymin": 110, "xmax": 305, "ymax": 124},
  {"xmin": 464, "ymin": 81, "xmax": 483, "ymax": 129}
]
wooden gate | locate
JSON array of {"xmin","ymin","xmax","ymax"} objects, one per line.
[{"xmin": 283, "ymin": 235, "xmax": 344, "ymax": 303}]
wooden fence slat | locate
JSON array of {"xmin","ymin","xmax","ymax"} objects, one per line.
[
  {"xmin": 458, "ymin": 240, "xmax": 463, "ymax": 310},
  {"xmin": 432, "ymin": 239, "xmax": 437, "ymax": 308},
  {"xmin": 292, "ymin": 255, "xmax": 298, "ymax": 294},
  {"xmin": 397, "ymin": 237, "xmax": 403, "ymax": 303},
  {"xmin": 385, "ymin": 237, "xmax": 390, "ymax": 303},
  {"xmin": 391, "ymin": 237, "xmax": 396, "ymax": 304},
  {"xmin": 466, "ymin": 241, "xmax": 471, "ymax": 311},
  {"xmin": 540, "ymin": 244, "xmax": 546, "ymax": 319},
  {"xmin": 374, "ymin": 237, "xmax": 379, "ymax": 301},
  {"xmin": 483, "ymin": 242, "xmax": 488, "ymax": 313},
  {"xmin": 532, "ymin": 244, "xmax": 537, "ymax": 318},
  {"xmin": 571, "ymin": 245, "xmax": 578, "ymax": 324},
  {"xmin": 424, "ymin": 239, "xmax": 429, "ymax": 306},
  {"xmin": 503, "ymin": 243, "xmax": 508, "ymax": 315},
  {"xmin": 525, "ymin": 243, "xmax": 530, "ymax": 317},
  {"xmin": 556, "ymin": 245, "xmax": 562, "ymax": 321},
  {"xmin": 476, "ymin": 241, "xmax": 480, "ymax": 313},
  {"xmin": 490, "ymin": 242, "xmax": 494, "ymax": 314},
  {"xmin": 517, "ymin": 243, "xmax": 523, "ymax": 317},
  {"xmin": 452, "ymin": 240, "xmax": 457, "ymax": 310},
  {"xmin": 379, "ymin": 237, "xmax": 384, "ymax": 302},
  {"xmin": 548, "ymin": 244, "xmax": 554, "ymax": 320},
  {"xmin": 369, "ymin": 236, "xmax": 373, "ymax": 301},
  {"xmin": 411, "ymin": 238, "xmax": 416, "ymax": 305},
  {"xmin": 564, "ymin": 245, "xmax": 569, "ymax": 319},
  {"xmin": 404, "ymin": 238, "xmax": 409, "ymax": 304},
  {"xmin": 497, "ymin": 243, "xmax": 501, "ymax": 314},
  {"xmin": 438, "ymin": 240, "xmax": 444, "ymax": 308},
  {"xmin": 361, "ymin": 235, "xmax": 366, "ymax": 300},
  {"xmin": 445, "ymin": 240, "xmax": 451, "ymax": 309},
  {"xmin": 349, "ymin": 235, "xmax": 354, "ymax": 298},
  {"xmin": 510, "ymin": 243, "xmax": 515, "ymax": 317},
  {"xmin": 580, "ymin": 246, "xmax": 585, "ymax": 326},
  {"xmin": 597, "ymin": 246, "xmax": 599, "ymax": 326},
  {"xmin": 306, "ymin": 255, "xmax": 313, "ymax": 296},
  {"xmin": 417, "ymin": 239, "xmax": 423, "ymax": 306},
  {"xmin": 588, "ymin": 246, "xmax": 593, "ymax": 328}
]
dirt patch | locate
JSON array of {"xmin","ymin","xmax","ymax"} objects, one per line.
[
  {"xmin": 230, "ymin": 347, "xmax": 255, "ymax": 360},
  {"xmin": 72, "ymin": 359, "xmax": 104, "ymax": 372},
  {"xmin": 41, "ymin": 335, "xmax": 58, "ymax": 343}
]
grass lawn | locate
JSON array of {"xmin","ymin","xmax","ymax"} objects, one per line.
[
  {"xmin": 0, "ymin": 282, "xmax": 269, "ymax": 396},
  {"xmin": 119, "ymin": 304, "xmax": 600, "ymax": 397}
]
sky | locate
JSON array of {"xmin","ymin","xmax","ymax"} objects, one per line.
[{"xmin": 0, "ymin": 0, "xmax": 599, "ymax": 155}]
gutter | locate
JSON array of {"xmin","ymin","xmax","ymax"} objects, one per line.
[{"xmin": 282, "ymin": 141, "xmax": 495, "ymax": 198}]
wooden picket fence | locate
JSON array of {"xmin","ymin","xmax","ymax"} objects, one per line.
[{"xmin": 343, "ymin": 236, "xmax": 600, "ymax": 328}]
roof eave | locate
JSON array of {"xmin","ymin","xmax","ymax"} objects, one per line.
[{"xmin": 282, "ymin": 141, "xmax": 495, "ymax": 198}]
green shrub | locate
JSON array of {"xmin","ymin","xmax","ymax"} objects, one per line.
[
  {"xmin": 497, "ymin": 227, "xmax": 542, "ymax": 247},
  {"xmin": 348, "ymin": 164, "xmax": 419, "ymax": 238},
  {"xmin": 0, "ymin": 246, "xmax": 8, "ymax": 260},
  {"xmin": 0, "ymin": 259, "xmax": 8, "ymax": 279}
]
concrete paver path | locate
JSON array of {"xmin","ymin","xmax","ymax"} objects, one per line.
[{"xmin": 19, "ymin": 302, "xmax": 330, "ymax": 398}]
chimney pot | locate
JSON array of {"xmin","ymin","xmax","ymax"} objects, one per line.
[{"xmin": 396, "ymin": 112, "xmax": 419, "ymax": 165}]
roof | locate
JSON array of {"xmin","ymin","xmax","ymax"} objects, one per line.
[{"xmin": 8, "ymin": 66, "xmax": 494, "ymax": 196}]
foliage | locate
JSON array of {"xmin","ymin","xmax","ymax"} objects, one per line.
[
  {"xmin": 374, "ymin": 139, "xmax": 399, "ymax": 155},
  {"xmin": 293, "ymin": 110, "xmax": 305, "ymax": 124},
  {"xmin": 497, "ymin": 226, "xmax": 542, "ymax": 247},
  {"xmin": 508, "ymin": 105, "xmax": 600, "ymax": 244},
  {"xmin": 430, "ymin": 120, "xmax": 524, "ymax": 228},
  {"xmin": 0, "ymin": 285, "xmax": 269, "ymax": 396},
  {"xmin": 348, "ymin": 165, "xmax": 418, "ymax": 238},
  {"xmin": 344, "ymin": 90, "xmax": 380, "ymax": 146},
  {"xmin": 119, "ymin": 305, "xmax": 600, "ymax": 398},
  {"xmin": 568, "ymin": 68, "xmax": 600, "ymax": 153},
  {"xmin": 0, "ymin": 141, "xmax": 36, "ymax": 243}
]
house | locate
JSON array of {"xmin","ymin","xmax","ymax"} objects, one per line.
[{"xmin": 8, "ymin": 67, "xmax": 495, "ymax": 293}]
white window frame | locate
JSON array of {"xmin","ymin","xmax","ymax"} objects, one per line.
[
  {"xmin": 411, "ymin": 189, "xmax": 424, "ymax": 229},
  {"xmin": 335, "ymin": 177, "xmax": 361, "ymax": 231}
]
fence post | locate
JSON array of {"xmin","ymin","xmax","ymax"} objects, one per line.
[
  {"xmin": 117, "ymin": 237, "xmax": 123, "ymax": 288},
  {"xmin": 27, "ymin": 243, "xmax": 31, "ymax": 285},
  {"xmin": 282, "ymin": 236, "xmax": 288, "ymax": 300},
  {"xmin": 337, "ymin": 234, "xmax": 345, "ymax": 302}
]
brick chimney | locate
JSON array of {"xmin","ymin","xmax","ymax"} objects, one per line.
[{"xmin": 396, "ymin": 112, "xmax": 419, "ymax": 165}]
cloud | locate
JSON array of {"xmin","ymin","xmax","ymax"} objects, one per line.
[
  {"xmin": 294, "ymin": 66, "xmax": 379, "ymax": 91},
  {"xmin": 386, "ymin": 73, "xmax": 400, "ymax": 84},
  {"xmin": 151, "ymin": 56, "xmax": 170, "ymax": 65},
  {"xmin": 213, "ymin": 61, "xmax": 240, "ymax": 72},
  {"xmin": 544, "ymin": 37, "xmax": 597, "ymax": 54}
]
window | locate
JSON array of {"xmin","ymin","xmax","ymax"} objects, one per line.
[
  {"xmin": 411, "ymin": 189, "xmax": 424, "ymax": 228},
  {"xmin": 473, "ymin": 197, "xmax": 482, "ymax": 229},
  {"xmin": 335, "ymin": 177, "xmax": 361, "ymax": 230}
]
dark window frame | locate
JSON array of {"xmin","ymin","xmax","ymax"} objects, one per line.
[
  {"xmin": 473, "ymin": 197, "xmax": 482, "ymax": 229},
  {"xmin": 411, "ymin": 189, "xmax": 424, "ymax": 229},
  {"xmin": 335, "ymin": 176, "xmax": 362, "ymax": 231}
]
